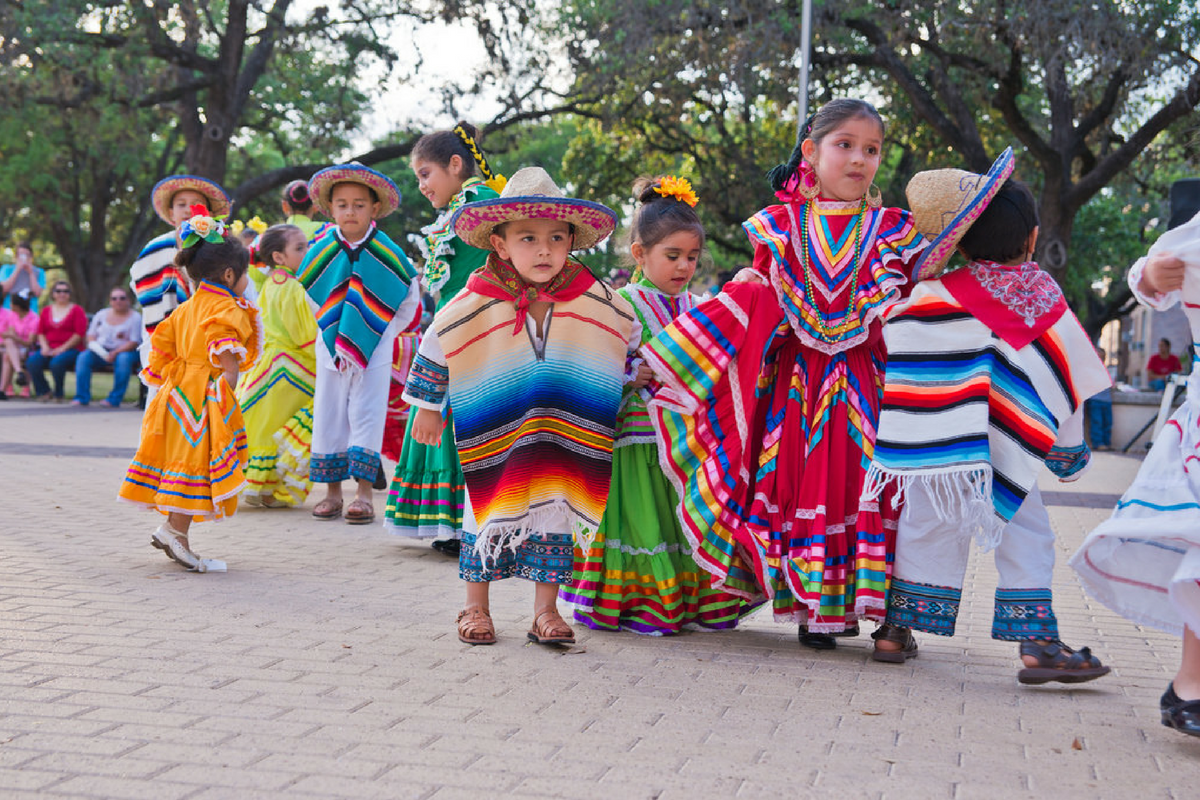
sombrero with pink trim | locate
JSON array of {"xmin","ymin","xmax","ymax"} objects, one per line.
[
  {"xmin": 151, "ymin": 175, "xmax": 231, "ymax": 226},
  {"xmin": 452, "ymin": 166, "xmax": 617, "ymax": 251},
  {"xmin": 308, "ymin": 163, "xmax": 400, "ymax": 219},
  {"xmin": 906, "ymin": 147, "xmax": 1015, "ymax": 279}
]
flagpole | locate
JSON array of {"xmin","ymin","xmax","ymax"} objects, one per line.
[{"xmin": 798, "ymin": 0, "xmax": 813, "ymax": 125}]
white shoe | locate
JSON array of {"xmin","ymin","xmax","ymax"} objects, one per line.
[{"xmin": 150, "ymin": 525, "xmax": 201, "ymax": 570}]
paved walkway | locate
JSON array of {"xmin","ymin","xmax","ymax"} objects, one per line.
[{"xmin": 0, "ymin": 400, "xmax": 1196, "ymax": 799}]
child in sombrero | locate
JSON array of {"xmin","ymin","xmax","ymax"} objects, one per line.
[
  {"xmin": 131, "ymin": 175, "xmax": 232, "ymax": 392},
  {"xmin": 298, "ymin": 164, "xmax": 420, "ymax": 524},
  {"xmin": 861, "ymin": 149, "xmax": 1114, "ymax": 684},
  {"xmin": 404, "ymin": 166, "xmax": 640, "ymax": 646}
]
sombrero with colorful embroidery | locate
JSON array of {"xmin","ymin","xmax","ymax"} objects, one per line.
[
  {"xmin": 452, "ymin": 166, "xmax": 617, "ymax": 251},
  {"xmin": 308, "ymin": 163, "xmax": 400, "ymax": 219},
  {"xmin": 151, "ymin": 175, "xmax": 231, "ymax": 226},
  {"xmin": 906, "ymin": 147, "xmax": 1015, "ymax": 279}
]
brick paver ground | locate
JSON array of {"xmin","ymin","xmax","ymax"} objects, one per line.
[{"xmin": 1, "ymin": 400, "xmax": 1197, "ymax": 799}]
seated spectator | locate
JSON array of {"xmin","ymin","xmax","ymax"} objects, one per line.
[
  {"xmin": 26, "ymin": 280, "xmax": 86, "ymax": 402},
  {"xmin": 73, "ymin": 286, "xmax": 142, "ymax": 408},
  {"xmin": 0, "ymin": 242, "xmax": 45, "ymax": 311},
  {"xmin": 1147, "ymin": 337, "xmax": 1183, "ymax": 391},
  {"xmin": 0, "ymin": 289, "xmax": 39, "ymax": 399}
]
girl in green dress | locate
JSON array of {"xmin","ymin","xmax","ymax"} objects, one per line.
[
  {"xmin": 563, "ymin": 176, "xmax": 760, "ymax": 634},
  {"xmin": 384, "ymin": 122, "xmax": 504, "ymax": 554}
]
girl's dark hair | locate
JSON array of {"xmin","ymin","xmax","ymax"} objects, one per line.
[
  {"xmin": 16, "ymin": 241, "xmax": 32, "ymax": 254},
  {"xmin": 175, "ymin": 233, "xmax": 249, "ymax": 285},
  {"xmin": 256, "ymin": 224, "xmax": 304, "ymax": 268},
  {"xmin": 283, "ymin": 180, "xmax": 313, "ymax": 213},
  {"xmin": 958, "ymin": 179, "xmax": 1039, "ymax": 263},
  {"xmin": 629, "ymin": 176, "xmax": 706, "ymax": 252},
  {"xmin": 11, "ymin": 290, "xmax": 30, "ymax": 312},
  {"xmin": 412, "ymin": 121, "xmax": 499, "ymax": 184},
  {"xmin": 768, "ymin": 99, "xmax": 887, "ymax": 191}
]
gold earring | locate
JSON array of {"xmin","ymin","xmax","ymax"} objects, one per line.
[
  {"xmin": 799, "ymin": 168, "xmax": 821, "ymax": 201},
  {"xmin": 866, "ymin": 182, "xmax": 882, "ymax": 209}
]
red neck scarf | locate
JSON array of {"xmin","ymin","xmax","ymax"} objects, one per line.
[
  {"xmin": 466, "ymin": 253, "xmax": 596, "ymax": 333},
  {"xmin": 941, "ymin": 260, "xmax": 1067, "ymax": 350}
]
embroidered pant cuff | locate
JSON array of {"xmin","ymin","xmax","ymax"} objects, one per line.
[
  {"xmin": 992, "ymin": 587, "xmax": 1058, "ymax": 641},
  {"xmin": 311, "ymin": 452, "xmax": 349, "ymax": 483},
  {"xmin": 347, "ymin": 446, "xmax": 381, "ymax": 482},
  {"xmin": 885, "ymin": 577, "xmax": 961, "ymax": 637}
]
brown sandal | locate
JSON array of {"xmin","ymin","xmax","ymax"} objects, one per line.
[
  {"xmin": 871, "ymin": 623, "xmax": 919, "ymax": 663},
  {"xmin": 527, "ymin": 607, "xmax": 575, "ymax": 645},
  {"xmin": 344, "ymin": 499, "xmax": 375, "ymax": 524},
  {"xmin": 457, "ymin": 607, "xmax": 496, "ymax": 645},
  {"xmin": 312, "ymin": 498, "xmax": 343, "ymax": 519}
]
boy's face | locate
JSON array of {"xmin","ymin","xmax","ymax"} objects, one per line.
[
  {"xmin": 490, "ymin": 219, "xmax": 573, "ymax": 286},
  {"xmin": 330, "ymin": 182, "xmax": 380, "ymax": 242},
  {"xmin": 171, "ymin": 189, "xmax": 209, "ymax": 226}
]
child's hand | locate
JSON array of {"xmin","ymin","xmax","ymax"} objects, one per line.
[
  {"xmin": 1141, "ymin": 253, "xmax": 1186, "ymax": 295},
  {"xmin": 411, "ymin": 407, "xmax": 443, "ymax": 447},
  {"xmin": 732, "ymin": 267, "xmax": 766, "ymax": 285},
  {"xmin": 629, "ymin": 362, "xmax": 655, "ymax": 389}
]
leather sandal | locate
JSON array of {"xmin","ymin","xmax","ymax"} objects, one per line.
[
  {"xmin": 1017, "ymin": 639, "xmax": 1110, "ymax": 684},
  {"xmin": 344, "ymin": 499, "xmax": 375, "ymax": 525},
  {"xmin": 457, "ymin": 607, "xmax": 496, "ymax": 645},
  {"xmin": 871, "ymin": 623, "xmax": 919, "ymax": 663},
  {"xmin": 528, "ymin": 607, "xmax": 575, "ymax": 645},
  {"xmin": 312, "ymin": 498, "xmax": 343, "ymax": 520},
  {"xmin": 1161, "ymin": 683, "xmax": 1200, "ymax": 737}
]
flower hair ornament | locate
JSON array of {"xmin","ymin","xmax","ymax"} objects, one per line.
[
  {"xmin": 179, "ymin": 204, "xmax": 228, "ymax": 247},
  {"xmin": 653, "ymin": 176, "xmax": 699, "ymax": 206}
]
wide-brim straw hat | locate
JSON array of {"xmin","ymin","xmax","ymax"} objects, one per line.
[
  {"xmin": 151, "ymin": 175, "xmax": 231, "ymax": 226},
  {"xmin": 906, "ymin": 147, "xmax": 1015, "ymax": 279},
  {"xmin": 308, "ymin": 163, "xmax": 400, "ymax": 219},
  {"xmin": 452, "ymin": 166, "xmax": 617, "ymax": 251}
]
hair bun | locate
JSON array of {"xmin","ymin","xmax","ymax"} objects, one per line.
[
  {"xmin": 285, "ymin": 180, "xmax": 310, "ymax": 203},
  {"xmin": 632, "ymin": 176, "xmax": 664, "ymax": 205}
]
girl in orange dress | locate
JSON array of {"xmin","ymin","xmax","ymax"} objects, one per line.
[{"xmin": 119, "ymin": 207, "xmax": 261, "ymax": 572}]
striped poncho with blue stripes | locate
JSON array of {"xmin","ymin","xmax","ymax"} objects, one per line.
[
  {"xmin": 862, "ymin": 278, "xmax": 1110, "ymax": 549},
  {"xmin": 297, "ymin": 225, "xmax": 417, "ymax": 370}
]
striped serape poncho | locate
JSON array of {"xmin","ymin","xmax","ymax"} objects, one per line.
[
  {"xmin": 863, "ymin": 261, "xmax": 1111, "ymax": 548},
  {"xmin": 405, "ymin": 258, "xmax": 636, "ymax": 565},
  {"xmin": 130, "ymin": 230, "xmax": 188, "ymax": 338},
  {"xmin": 297, "ymin": 223, "xmax": 417, "ymax": 371}
]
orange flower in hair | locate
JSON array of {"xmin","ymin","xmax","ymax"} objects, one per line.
[{"xmin": 653, "ymin": 176, "xmax": 699, "ymax": 207}]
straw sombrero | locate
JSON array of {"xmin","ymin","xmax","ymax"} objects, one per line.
[
  {"xmin": 452, "ymin": 166, "xmax": 617, "ymax": 251},
  {"xmin": 151, "ymin": 175, "xmax": 231, "ymax": 226},
  {"xmin": 906, "ymin": 147, "xmax": 1015, "ymax": 279},
  {"xmin": 308, "ymin": 163, "xmax": 400, "ymax": 219}
]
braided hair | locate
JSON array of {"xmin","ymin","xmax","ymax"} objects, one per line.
[
  {"xmin": 767, "ymin": 99, "xmax": 886, "ymax": 192},
  {"xmin": 412, "ymin": 121, "xmax": 496, "ymax": 183}
]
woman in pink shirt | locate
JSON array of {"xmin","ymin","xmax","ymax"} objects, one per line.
[
  {"xmin": 26, "ymin": 280, "xmax": 86, "ymax": 401},
  {"xmin": 0, "ymin": 289, "xmax": 40, "ymax": 399}
]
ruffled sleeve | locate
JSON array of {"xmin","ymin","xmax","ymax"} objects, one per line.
[
  {"xmin": 142, "ymin": 314, "xmax": 177, "ymax": 387},
  {"xmin": 873, "ymin": 207, "xmax": 929, "ymax": 283},
  {"xmin": 743, "ymin": 205, "xmax": 790, "ymax": 278},
  {"xmin": 204, "ymin": 298, "xmax": 262, "ymax": 371}
]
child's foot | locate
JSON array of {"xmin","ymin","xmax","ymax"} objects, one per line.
[
  {"xmin": 312, "ymin": 497, "xmax": 343, "ymax": 519},
  {"xmin": 457, "ymin": 606, "xmax": 496, "ymax": 645},
  {"xmin": 1162, "ymin": 683, "xmax": 1200, "ymax": 737},
  {"xmin": 871, "ymin": 623, "xmax": 919, "ymax": 663},
  {"xmin": 1017, "ymin": 639, "xmax": 1110, "ymax": 684},
  {"xmin": 260, "ymin": 494, "xmax": 289, "ymax": 508},
  {"xmin": 798, "ymin": 624, "xmax": 836, "ymax": 650},
  {"xmin": 345, "ymin": 498, "xmax": 375, "ymax": 524},
  {"xmin": 528, "ymin": 607, "xmax": 575, "ymax": 645},
  {"xmin": 150, "ymin": 524, "xmax": 200, "ymax": 569},
  {"xmin": 431, "ymin": 539, "xmax": 461, "ymax": 557}
]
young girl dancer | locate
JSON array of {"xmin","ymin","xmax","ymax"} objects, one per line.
[
  {"xmin": 642, "ymin": 99, "xmax": 928, "ymax": 648},
  {"xmin": 385, "ymin": 122, "xmax": 504, "ymax": 553},
  {"xmin": 564, "ymin": 176, "xmax": 759, "ymax": 634},
  {"xmin": 119, "ymin": 208, "xmax": 260, "ymax": 572},
  {"xmin": 1071, "ymin": 215, "xmax": 1200, "ymax": 736},
  {"xmin": 237, "ymin": 224, "xmax": 317, "ymax": 507}
]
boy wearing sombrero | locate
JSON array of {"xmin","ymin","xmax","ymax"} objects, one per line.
[
  {"xmin": 403, "ymin": 166, "xmax": 639, "ymax": 646},
  {"xmin": 861, "ymin": 149, "xmax": 1113, "ymax": 683},
  {"xmin": 132, "ymin": 175, "xmax": 231, "ymax": 373},
  {"xmin": 298, "ymin": 163, "xmax": 420, "ymax": 524}
]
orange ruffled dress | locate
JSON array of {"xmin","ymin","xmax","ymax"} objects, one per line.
[{"xmin": 119, "ymin": 281, "xmax": 262, "ymax": 521}]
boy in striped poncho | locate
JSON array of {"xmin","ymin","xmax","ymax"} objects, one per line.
[{"xmin": 861, "ymin": 149, "xmax": 1114, "ymax": 684}]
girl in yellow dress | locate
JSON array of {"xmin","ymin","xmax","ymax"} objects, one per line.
[
  {"xmin": 237, "ymin": 224, "xmax": 317, "ymax": 507},
  {"xmin": 119, "ymin": 207, "xmax": 261, "ymax": 572}
]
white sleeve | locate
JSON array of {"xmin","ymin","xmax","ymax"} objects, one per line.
[{"xmin": 401, "ymin": 326, "xmax": 448, "ymax": 411}]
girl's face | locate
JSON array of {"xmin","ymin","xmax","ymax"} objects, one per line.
[
  {"xmin": 171, "ymin": 190, "xmax": 209, "ymax": 226},
  {"xmin": 635, "ymin": 230, "xmax": 702, "ymax": 296},
  {"xmin": 801, "ymin": 116, "xmax": 884, "ymax": 203},
  {"xmin": 412, "ymin": 156, "xmax": 466, "ymax": 209},
  {"xmin": 273, "ymin": 230, "xmax": 309, "ymax": 272}
]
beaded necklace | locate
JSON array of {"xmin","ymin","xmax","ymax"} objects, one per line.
[{"xmin": 798, "ymin": 197, "xmax": 867, "ymax": 341}]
